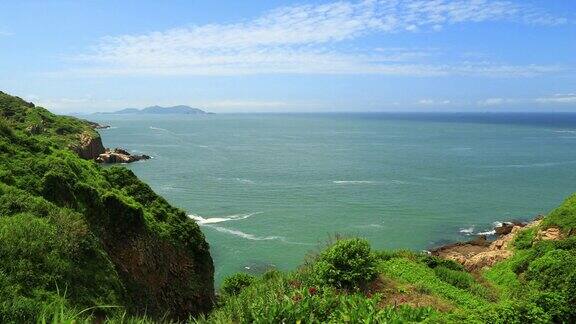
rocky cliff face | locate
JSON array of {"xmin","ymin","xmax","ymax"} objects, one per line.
[{"xmin": 72, "ymin": 131, "xmax": 106, "ymax": 160}]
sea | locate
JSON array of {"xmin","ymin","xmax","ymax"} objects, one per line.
[{"xmin": 91, "ymin": 113, "xmax": 576, "ymax": 284}]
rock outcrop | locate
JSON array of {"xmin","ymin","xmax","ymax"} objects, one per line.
[
  {"xmin": 96, "ymin": 148, "xmax": 151, "ymax": 164},
  {"xmin": 85, "ymin": 120, "xmax": 110, "ymax": 129},
  {"xmin": 431, "ymin": 220, "xmax": 541, "ymax": 271},
  {"xmin": 72, "ymin": 131, "xmax": 106, "ymax": 160},
  {"xmin": 536, "ymin": 227, "xmax": 563, "ymax": 241}
]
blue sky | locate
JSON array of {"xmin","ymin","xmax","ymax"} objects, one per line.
[{"xmin": 0, "ymin": 0, "xmax": 575, "ymax": 113}]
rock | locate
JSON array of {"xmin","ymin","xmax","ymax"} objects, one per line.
[
  {"xmin": 470, "ymin": 235, "xmax": 490, "ymax": 246},
  {"xmin": 464, "ymin": 250, "xmax": 513, "ymax": 271},
  {"xmin": 113, "ymin": 147, "xmax": 130, "ymax": 155},
  {"xmin": 536, "ymin": 227, "xmax": 562, "ymax": 241},
  {"xmin": 495, "ymin": 221, "xmax": 525, "ymax": 236},
  {"xmin": 495, "ymin": 222, "xmax": 515, "ymax": 236},
  {"xmin": 96, "ymin": 148, "xmax": 151, "ymax": 164},
  {"xmin": 85, "ymin": 120, "xmax": 110, "ymax": 129},
  {"xmin": 73, "ymin": 131, "xmax": 106, "ymax": 160},
  {"xmin": 432, "ymin": 219, "xmax": 543, "ymax": 271}
]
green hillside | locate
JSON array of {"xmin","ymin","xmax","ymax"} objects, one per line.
[{"xmin": 0, "ymin": 91, "xmax": 214, "ymax": 322}]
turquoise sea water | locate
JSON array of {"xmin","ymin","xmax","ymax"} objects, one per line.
[{"xmin": 92, "ymin": 113, "xmax": 576, "ymax": 284}]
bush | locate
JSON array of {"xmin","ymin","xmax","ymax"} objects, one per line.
[
  {"xmin": 526, "ymin": 249, "xmax": 576, "ymax": 292},
  {"xmin": 220, "ymin": 273, "xmax": 256, "ymax": 296},
  {"xmin": 513, "ymin": 227, "xmax": 536, "ymax": 250},
  {"xmin": 483, "ymin": 300, "xmax": 551, "ymax": 324},
  {"xmin": 542, "ymin": 194, "xmax": 576, "ymax": 233},
  {"xmin": 313, "ymin": 238, "xmax": 377, "ymax": 290},
  {"xmin": 433, "ymin": 266, "xmax": 475, "ymax": 290},
  {"xmin": 420, "ymin": 255, "xmax": 466, "ymax": 271}
]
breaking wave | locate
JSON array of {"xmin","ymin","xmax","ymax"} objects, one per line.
[{"xmin": 189, "ymin": 212, "xmax": 261, "ymax": 225}]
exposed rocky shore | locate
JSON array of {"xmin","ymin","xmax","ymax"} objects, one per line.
[
  {"xmin": 96, "ymin": 147, "xmax": 151, "ymax": 163},
  {"xmin": 73, "ymin": 121, "xmax": 150, "ymax": 163},
  {"xmin": 431, "ymin": 218, "xmax": 563, "ymax": 271}
]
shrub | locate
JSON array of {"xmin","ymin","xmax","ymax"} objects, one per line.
[
  {"xmin": 313, "ymin": 238, "xmax": 377, "ymax": 290},
  {"xmin": 513, "ymin": 227, "xmax": 536, "ymax": 250},
  {"xmin": 483, "ymin": 300, "xmax": 551, "ymax": 324},
  {"xmin": 433, "ymin": 266, "xmax": 475, "ymax": 290},
  {"xmin": 526, "ymin": 249, "xmax": 576, "ymax": 292},
  {"xmin": 220, "ymin": 273, "xmax": 256, "ymax": 296},
  {"xmin": 542, "ymin": 194, "xmax": 576, "ymax": 233},
  {"xmin": 420, "ymin": 255, "xmax": 466, "ymax": 271}
]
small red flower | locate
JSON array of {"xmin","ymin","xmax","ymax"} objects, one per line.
[{"xmin": 308, "ymin": 287, "xmax": 318, "ymax": 295}]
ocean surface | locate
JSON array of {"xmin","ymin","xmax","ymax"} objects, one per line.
[{"xmin": 91, "ymin": 113, "xmax": 576, "ymax": 284}]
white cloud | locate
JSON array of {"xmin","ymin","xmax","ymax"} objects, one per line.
[
  {"xmin": 0, "ymin": 30, "xmax": 13, "ymax": 37},
  {"xmin": 64, "ymin": 0, "xmax": 567, "ymax": 77},
  {"xmin": 417, "ymin": 99, "xmax": 452, "ymax": 105},
  {"xmin": 201, "ymin": 100, "xmax": 290, "ymax": 108},
  {"xmin": 27, "ymin": 94, "xmax": 303, "ymax": 113},
  {"xmin": 478, "ymin": 93, "xmax": 576, "ymax": 106},
  {"xmin": 535, "ymin": 93, "xmax": 576, "ymax": 104}
]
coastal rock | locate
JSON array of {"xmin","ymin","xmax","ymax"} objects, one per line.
[
  {"xmin": 536, "ymin": 227, "xmax": 562, "ymax": 241},
  {"xmin": 96, "ymin": 148, "xmax": 151, "ymax": 164},
  {"xmin": 86, "ymin": 120, "xmax": 110, "ymax": 129},
  {"xmin": 432, "ymin": 219, "xmax": 542, "ymax": 271},
  {"xmin": 73, "ymin": 131, "xmax": 106, "ymax": 160}
]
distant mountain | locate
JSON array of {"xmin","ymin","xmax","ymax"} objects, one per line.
[{"xmin": 101, "ymin": 105, "xmax": 210, "ymax": 115}]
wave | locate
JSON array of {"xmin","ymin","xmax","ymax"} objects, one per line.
[
  {"xmin": 485, "ymin": 160, "xmax": 576, "ymax": 169},
  {"xmin": 460, "ymin": 221, "xmax": 509, "ymax": 236},
  {"xmin": 333, "ymin": 180, "xmax": 374, "ymax": 184},
  {"xmin": 149, "ymin": 126, "xmax": 170, "ymax": 132},
  {"xmin": 554, "ymin": 130, "xmax": 576, "ymax": 134},
  {"xmin": 477, "ymin": 229, "xmax": 496, "ymax": 235},
  {"xmin": 189, "ymin": 212, "xmax": 261, "ymax": 225},
  {"xmin": 208, "ymin": 226, "xmax": 284, "ymax": 241},
  {"xmin": 235, "ymin": 178, "xmax": 255, "ymax": 184}
]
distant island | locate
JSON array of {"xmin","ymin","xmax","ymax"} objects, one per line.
[{"xmin": 99, "ymin": 105, "xmax": 211, "ymax": 115}]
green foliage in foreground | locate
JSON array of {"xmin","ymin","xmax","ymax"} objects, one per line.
[
  {"xmin": 542, "ymin": 193, "xmax": 576, "ymax": 234},
  {"xmin": 0, "ymin": 91, "xmax": 214, "ymax": 322},
  {"xmin": 312, "ymin": 238, "xmax": 378, "ymax": 290}
]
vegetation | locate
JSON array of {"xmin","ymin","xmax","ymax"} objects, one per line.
[
  {"xmin": 1, "ymin": 90, "xmax": 576, "ymax": 322},
  {"xmin": 0, "ymin": 91, "xmax": 214, "ymax": 322}
]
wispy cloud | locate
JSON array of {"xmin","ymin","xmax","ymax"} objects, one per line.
[
  {"xmin": 478, "ymin": 93, "xmax": 576, "ymax": 106},
  {"xmin": 63, "ymin": 0, "xmax": 567, "ymax": 77},
  {"xmin": 0, "ymin": 30, "xmax": 13, "ymax": 37}
]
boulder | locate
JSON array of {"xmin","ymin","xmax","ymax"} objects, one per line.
[{"xmin": 96, "ymin": 148, "xmax": 151, "ymax": 164}]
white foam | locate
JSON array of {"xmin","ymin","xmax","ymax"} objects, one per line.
[
  {"xmin": 554, "ymin": 130, "xmax": 576, "ymax": 134},
  {"xmin": 477, "ymin": 230, "xmax": 496, "ymax": 236},
  {"xmin": 485, "ymin": 160, "xmax": 576, "ymax": 168},
  {"xmin": 459, "ymin": 226, "xmax": 475, "ymax": 235},
  {"xmin": 209, "ymin": 226, "xmax": 283, "ymax": 241},
  {"xmin": 149, "ymin": 126, "xmax": 169, "ymax": 131},
  {"xmin": 189, "ymin": 212, "xmax": 261, "ymax": 225},
  {"xmin": 235, "ymin": 178, "xmax": 255, "ymax": 184}
]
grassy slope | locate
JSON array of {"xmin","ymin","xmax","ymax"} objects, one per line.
[{"xmin": 0, "ymin": 91, "xmax": 214, "ymax": 322}]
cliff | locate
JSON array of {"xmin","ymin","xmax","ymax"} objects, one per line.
[
  {"xmin": 0, "ymin": 91, "xmax": 214, "ymax": 321},
  {"xmin": 72, "ymin": 131, "xmax": 106, "ymax": 159}
]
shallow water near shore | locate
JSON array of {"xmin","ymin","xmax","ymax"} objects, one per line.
[{"xmin": 91, "ymin": 113, "xmax": 576, "ymax": 284}]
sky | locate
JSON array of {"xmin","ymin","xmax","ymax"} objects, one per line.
[{"xmin": 0, "ymin": 0, "xmax": 575, "ymax": 113}]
